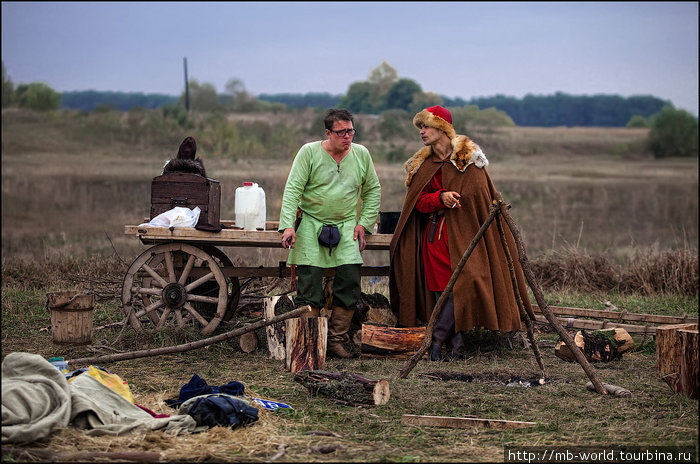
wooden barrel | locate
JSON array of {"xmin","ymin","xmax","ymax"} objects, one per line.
[{"xmin": 47, "ymin": 291, "xmax": 94, "ymax": 345}]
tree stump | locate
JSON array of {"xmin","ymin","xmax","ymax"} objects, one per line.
[
  {"xmin": 677, "ymin": 329, "xmax": 698, "ymax": 399},
  {"xmin": 293, "ymin": 370, "xmax": 390, "ymax": 406},
  {"xmin": 656, "ymin": 323, "xmax": 697, "ymax": 375},
  {"xmin": 285, "ymin": 317, "xmax": 327, "ymax": 373},
  {"xmin": 361, "ymin": 324, "xmax": 427, "ymax": 359}
]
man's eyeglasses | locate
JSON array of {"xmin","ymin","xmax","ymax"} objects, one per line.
[{"xmin": 329, "ymin": 128, "xmax": 357, "ymax": 137}]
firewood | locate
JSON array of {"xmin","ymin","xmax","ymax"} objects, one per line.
[
  {"xmin": 361, "ymin": 324, "xmax": 426, "ymax": 359},
  {"xmin": 401, "ymin": 414, "xmax": 537, "ymax": 430},
  {"xmin": 585, "ymin": 381, "xmax": 631, "ymax": 397},
  {"xmin": 239, "ymin": 332, "xmax": 258, "ymax": 353},
  {"xmin": 554, "ymin": 328, "xmax": 634, "ymax": 362},
  {"xmin": 294, "ymin": 370, "xmax": 390, "ymax": 406},
  {"xmin": 285, "ymin": 316, "xmax": 327, "ymax": 373}
]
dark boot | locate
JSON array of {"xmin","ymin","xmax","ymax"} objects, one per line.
[
  {"xmin": 327, "ymin": 306, "xmax": 355, "ymax": 358},
  {"xmin": 446, "ymin": 331, "xmax": 466, "ymax": 361},
  {"xmin": 430, "ymin": 294, "xmax": 455, "ymax": 362}
]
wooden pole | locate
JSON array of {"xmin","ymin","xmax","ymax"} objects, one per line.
[
  {"xmin": 66, "ymin": 305, "xmax": 312, "ymax": 366},
  {"xmin": 498, "ymin": 204, "xmax": 608, "ymax": 395},
  {"xmin": 495, "ymin": 210, "xmax": 545, "ymax": 379},
  {"xmin": 398, "ymin": 202, "xmax": 502, "ymax": 379}
]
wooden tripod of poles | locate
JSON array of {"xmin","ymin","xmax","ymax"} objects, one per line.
[{"xmin": 398, "ymin": 200, "xmax": 609, "ymax": 396}]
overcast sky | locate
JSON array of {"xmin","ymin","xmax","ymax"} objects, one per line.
[{"xmin": 2, "ymin": 1, "xmax": 698, "ymax": 114}]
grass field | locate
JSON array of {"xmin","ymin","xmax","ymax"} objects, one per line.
[{"xmin": 1, "ymin": 109, "xmax": 698, "ymax": 462}]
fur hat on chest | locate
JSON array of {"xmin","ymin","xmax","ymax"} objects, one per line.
[{"xmin": 162, "ymin": 136, "xmax": 207, "ymax": 177}]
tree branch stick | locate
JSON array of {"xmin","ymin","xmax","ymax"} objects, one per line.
[
  {"xmin": 66, "ymin": 306, "xmax": 312, "ymax": 366},
  {"xmin": 495, "ymin": 211, "xmax": 545, "ymax": 378},
  {"xmin": 498, "ymin": 205, "xmax": 608, "ymax": 395},
  {"xmin": 399, "ymin": 202, "xmax": 501, "ymax": 379}
]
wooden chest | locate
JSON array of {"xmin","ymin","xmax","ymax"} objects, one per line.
[{"xmin": 150, "ymin": 172, "xmax": 221, "ymax": 228}]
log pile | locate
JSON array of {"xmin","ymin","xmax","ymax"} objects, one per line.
[
  {"xmin": 554, "ymin": 328, "xmax": 634, "ymax": 363},
  {"xmin": 656, "ymin": 323, "xmax": 698, "ymax": 399},
  {"xmin": 294, "ymin": 370, "xmax": 390, "ymax": 406}
]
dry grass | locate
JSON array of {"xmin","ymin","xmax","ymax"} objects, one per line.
[{"xmin": 531, "ymin": 247, "xmax": 699, "ymax": 296}]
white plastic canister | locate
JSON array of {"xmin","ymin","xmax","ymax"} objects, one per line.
[{"xmin": 235, "ymin": 182, "xmax": 266, "ymax": 230}]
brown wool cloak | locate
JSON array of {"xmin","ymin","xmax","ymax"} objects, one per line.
[{"xmin": 389, "ymin": 135, "xmax": 535, "ymax": 332}]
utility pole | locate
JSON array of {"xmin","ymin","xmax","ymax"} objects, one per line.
[{"xmin": 183, "ymin": 57, "xmax": 190, "ymax": 112}]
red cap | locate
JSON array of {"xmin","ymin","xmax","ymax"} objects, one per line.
[
  {"xmin": 244, "ymin": 182, "xmax": 253, "ymax": 186},
  {"xmin": 425, "ymin": 105, "xmax": 452, "ymax": 124}
]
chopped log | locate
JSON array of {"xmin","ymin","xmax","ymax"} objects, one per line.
[
  {"xmin": 239, "ymin": 332, "xmax": 258, "ymax": 353},
  {"xmin": 294, "ymin": 370, "xmax": 390, "ymax": 406},
  {"xmin": 264, "ymin": 295, "xmax": 295, "ymax": 360},
  {"xmin": 585, "ymin": 381, "xmax": 632, "ymax": 397},
  {"xmin": 655, "ymin": 323, "xmax": 698, "ymax": 377},
  {"xmin": 285, "ymin": 317, "xmax": 327, "ymax": 373},
  {"xmin": 678, "ymin": 329, "xmax": 699, "ymax": 399},
  {"xmin": 554, "ymin": 329, "xmax": 634, "ymax": 363},
  {"xmin": 401, "ymin": 414, "xmax": 537, "ymax": 430},
  {"xmin": 361, "ymin": 324, "xmax": 427, "ymax": 359}
]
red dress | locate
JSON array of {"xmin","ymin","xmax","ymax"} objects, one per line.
[{"xmin": 415, "ymin": 169, "xmax": 451, "ymax": 292}]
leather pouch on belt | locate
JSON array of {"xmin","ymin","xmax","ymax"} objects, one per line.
[{"xmin": 318, "ymin": 224, "xmax": 341, "ymax": 256}]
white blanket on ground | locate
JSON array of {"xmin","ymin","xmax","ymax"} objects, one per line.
[{"xmin": 1, "ymin": 352, "xmax": 201, "ymax": 444}]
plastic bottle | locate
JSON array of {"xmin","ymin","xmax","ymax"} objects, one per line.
[
  {"xmin": 48, "ymin": 356, "xmax": 69, "ymax": 375},
  {"xmin": 235, "ymin": 182, "xmax": 266, "ymax": 230}
]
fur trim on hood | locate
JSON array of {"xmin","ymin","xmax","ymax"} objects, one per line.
[{"xmin": 404, "ymin": 135, "xmax": 488, "ymax": 186}]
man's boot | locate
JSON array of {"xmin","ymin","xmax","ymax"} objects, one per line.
[
  {"xmin": 446, "ymin": 331, "xmax": 466, "ymax": 361},
  {"xmin": 298, "ymin": 305, "xmax": 320, "ymax": 319},
  {"xmin": 327, "ymin": 306, "xmax": 355, "ymax": 358},
  {"xmin": 430, "ymin": 294, "xmax": 455, "ymax": 361}
]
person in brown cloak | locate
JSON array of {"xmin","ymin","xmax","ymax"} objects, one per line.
[{"xmin": 389, "ymin": 106, "xmax": 535, "ymax": 361}]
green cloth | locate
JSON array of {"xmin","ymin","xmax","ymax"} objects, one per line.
[{"xmin": 279, "ymin": 141, "xmax": 381, "ymax": 267}]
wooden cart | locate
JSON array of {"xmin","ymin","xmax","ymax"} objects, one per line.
[{"xmin": 123, "ymin": 220, "xmax": 393, "ymax": 335}]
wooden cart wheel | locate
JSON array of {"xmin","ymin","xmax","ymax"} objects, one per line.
[
  {"xmin": 136, "ymin": 245, "xmax": 240, "ymax": 324},
  {"xmin": 201, "ymin": 245, "xmax": 241, "ymax": 322},
  {"xmin": 122, "ymin": 243, "xmax": 227, "ymax": 335}
]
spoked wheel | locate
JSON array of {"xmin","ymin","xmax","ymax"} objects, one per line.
[
  {"xmin": 201, "ymin": 245, "xmax": 241, "ymax": 322},
  {"xmin": 122, "ymin": 243, "xmax": 228, "ymax": 335}
]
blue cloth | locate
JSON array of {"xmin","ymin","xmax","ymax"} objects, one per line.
[
  {"xmin": 179, "ymin": 393, "xmax": 258, "ymax": 429},
  {"xmin": 165, "ymin": 374, "xmax": 245, "ymax": 407}
]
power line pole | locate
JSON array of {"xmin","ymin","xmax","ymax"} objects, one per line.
[{"xmin": 183, "ymin": 57, "xmax": 190, "ymax": 112}]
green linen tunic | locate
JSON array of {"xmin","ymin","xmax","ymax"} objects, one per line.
[{"xmin": 279, "ymin": 141, "xmax": 381, "ymax": 267}]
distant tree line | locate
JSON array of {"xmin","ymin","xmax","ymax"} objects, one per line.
[
  {"xmin": 460, "ymin": 92, "xmax": 670, "ymax": 127},
  {"xmin": 2, "ymin": 60, "xmax": 696, "ymax": 158},
  {"xmin": 61, "ymin": 90, "xmax": 178, "ymax": 111},
  {"xmin": 258, "ymin": 92, "xmax": 341, "ymax": 109}
]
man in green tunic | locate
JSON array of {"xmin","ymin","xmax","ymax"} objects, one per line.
[{"xmin": 279, "ymin": 109, "xmax": 381, "ymax": 358}]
